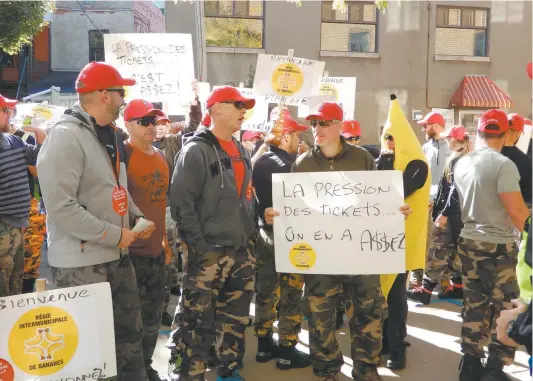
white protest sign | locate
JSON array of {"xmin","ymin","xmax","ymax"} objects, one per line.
[
  {"xmin": 0, "ymin": 283, "xmax": 116, "ymax": 381},
  {"xmin": 253, "ymin": 54, "xmax": 325, "ymax": 108},
  {"xmin": 516, "ymin": 122, "xmax": 532, "ymax": 154},
  {"xmin": 297, "ymin": 95, "xmax": 336, "ymax": 118},
  {"xmin": 272, "ymin": 171, "xmax": 406, "ymax": 275},
  {"xmin": 166, "ymin": 81, "xmax": 211, "ymax": 116},
  {"xmin": 104, "ymin": 33, "xmax": 194, "ymax": 102},
  {"xmin": 297, "ymin": 77, "xmax": 357, "ymax": 119}
]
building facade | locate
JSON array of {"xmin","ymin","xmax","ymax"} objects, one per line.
[{"xmin": 165, "ymin": 0, "xmax": 532, "ymax": 144}]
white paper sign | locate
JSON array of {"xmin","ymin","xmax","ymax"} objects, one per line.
[
  {"xmin": 272, "ymin": 171, "xmax": 406, "ymax": 275},
  {"xmin": 253, "ymin": 54, "xmax": 325, "ymax": 107},
  {"xmin": 104, "ymin": 33, "xmax": 195, "ymax": 102},
  {"xmin": 0, "ymin": 283, "xmax": 116, "ymax": 380},
  {"xmin": 298, "ymin": 77, "xmax": 357, "ymax": 119},
  {"xmin": 167, "ymin": 81, "xmax": 211, "ymax": 116},
  {"xmin": 516, "ymin": 122, "xmax": 532, "ymax": 154}
]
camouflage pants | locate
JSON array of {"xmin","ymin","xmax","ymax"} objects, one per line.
[
  {"xmin": 23, "ymin": 197, "xmax": 46, "ymax": 280},
  {"xmin": 425, "ymin": 223, "xmax": 461, "ymax": 284},
  {"xmin": 254, "ymin": 228, "xmax": 304, "ymax": 346},
  {"xmin": 0, "ymin": 222, "xmax": 24, "ymax": 297},
  {"xmin": 304, "ymin": 274, "xmax": 386, "ymax": 377},
  {"xmin": 178, "ymin": 244, "xmax": 255, "ymax": 380},
  {"xmin": 51, "ymin": 255, "xmax": 147, "ymax": 381},
  {"xmin": 458, "ymin": 238, "xmax": 519, "ymax": 364},
  {"xmin": 130, "ymin": 253, "xmax": 166, "ymax": 366},
  {"xmin": 165, "ymin": 206, "xmax": 182, "ymax": 312}
]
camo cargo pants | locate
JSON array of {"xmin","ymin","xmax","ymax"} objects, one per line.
[
  {"xmin": 130, "ymin": 253, "xmax": 166, "ymax": 368},
  {"xmin": 0, "ymin": 222, "xmax": 24, "ymax": 297},
  {"xmin": 254, "ymin": 228, "xmax": 304, "ymax": 346},
  {"xmin": 51, "ymin": 255, "xmax": 147, "ymax": 381},
  {"xmin": 304, "ymin": 274, "xmax": 386, "ymax": 377},
  {"xmin": 177, "ymin": 243, "xmax": 255, "ymax": 380},
  {"xmin": 425, "ymin": 223, "xmax": 461, "ymax": 284},
  {"xmin": 165, "ymin": 206, "xmax": 182, "ymax": 312},
  {"xmin": 458, "ymin": 237, "xmax": 519, "ymax": 364}
]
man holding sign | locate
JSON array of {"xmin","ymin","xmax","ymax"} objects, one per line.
[{"xmin": 265, "ymin": 102, "xmax": 411, "ymax": 381}]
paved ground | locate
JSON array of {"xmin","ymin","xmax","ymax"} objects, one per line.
[{"xmin": 38, "ymin": 247, "xmax": 531, "ymax": 381}]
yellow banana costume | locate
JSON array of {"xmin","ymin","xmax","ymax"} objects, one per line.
[{"xmin": 379, "ymin": 95, "xmax": 431, "ymax": 298}]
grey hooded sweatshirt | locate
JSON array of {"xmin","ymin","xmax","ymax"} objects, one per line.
[
  {"xmin": 170, "ymin": 129, "xmax": 256, "ymax": 254},
  {"xmin": 36, "ymin": 103, "xmax": 144, "ymax": 268}
]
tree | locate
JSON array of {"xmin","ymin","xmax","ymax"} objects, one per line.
[
  {"xmin": 0, "ymin": 1, "xmax": 55, "ymax": 55},
  {"xmin": 287, "ymin": 0, "xmax": 390, "ymax": 12}
]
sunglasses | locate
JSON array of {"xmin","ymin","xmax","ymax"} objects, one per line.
[
  {"xmin": 346, "ymin": 136, "xmax": 360, "ymax": 142},
  {"xmin": 385, "ymin": 135, "xmax": 394, "ymax": 141},
  {"xmin": 130, "ymin": 116, "xmax": 157, "ymax": 126},
  {"xmin": 220, "ymin": 101, "xmax": 245, "ymax": 110},
  {"xmin": 100, "ymin": 88, "xmax": 126, "ymax": 98},
  {"xmin": 310, "ymin": 120, "xmax": 340, "ymax": 128}
]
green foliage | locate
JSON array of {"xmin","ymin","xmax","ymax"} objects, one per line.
[
  {"xmin": 204, "ymin": 17, "xmax": 263, "ymax": 49},
  {"xmin": 0, "ymin": 1, "xmax": 53, "ymax": 55}
]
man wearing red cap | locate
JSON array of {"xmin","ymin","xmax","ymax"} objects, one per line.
[
  {"xmin": 169, "ymin": 86, "xmax": 257, "ymax": 381},
  {"xmin": 0, "ymin": 94, "xmax": 45, "ymax": 297},
  {"xmin": 341, "ymin": 119, "xmax": 361, "ymax": 146},
  {"xmin": 251, "ymin": 111, "xmax": 310, "ymax": 370},
  {"xmin": 241, "ymin": 130, "xmax": 263, "ymax": 154},
  {"xmin": 37, "ymin": 62, "xmax": 155, "ymax": 381},
  {"xmin": 453, "ymin": 109, "xmax": 530, "ymax": 381},
  {"xmin": 265, "ymin": 102, "xmax": 412, "ymax": 381},
  {"xmin": 501, "ymin": 113, "xmax": 532, "ymax": 205}
]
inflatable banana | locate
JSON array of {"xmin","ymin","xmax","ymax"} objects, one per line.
[{"xmin": 379, "ymin": 95, "xmax": 431, "ymax": 298}]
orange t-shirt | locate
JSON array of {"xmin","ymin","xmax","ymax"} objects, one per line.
[
  {"xmin": 126, "ymin": 143, "xmax": 169, "ymax": 256},
  {"xmin": 217, "ymin": 137, "xmax": 245, "ymax": 197}
]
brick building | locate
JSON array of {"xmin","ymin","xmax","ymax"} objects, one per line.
[{"xmin": 166, "ymin": 0, "xmax": 532, "ymax": 144}]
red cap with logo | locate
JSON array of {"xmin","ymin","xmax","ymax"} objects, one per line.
[
  {"xmin": 442, "ymin": 125, "xmax": 468, "ymax": 141},
  {"xmin": 76, "ymin": 62, "xmax": 136, "ymax": 94},
  {"xmin": 341, "ymin": 120, "xmax": 361, "ymax": 138},
  {"xmin": 417, "ymin": 112, "xmax": 445, "ymax": 127},
  {"xmin": 478, "ymin": 109, "xmax": 509, "ymax": 134},
  {"xmin": 201, "ymin": 114, "xmax": 211, "ymax": 127},
  {"xmin": 0, "ymin": 94, "xmax": 17, "ymax": 108},
  {"xmin": 123, "ymin": 99, "xmax": 164, "ymax": 121},
  {"xmin": 508, "ymin": 113, "xmax": 525, "ymax": 132},
  {"xmin": 206, "ymin": 86, "xmax": 255, "ymax": 110},
  {"xmin": 156, "ymin": 112, "xmax": 171, "ymax": 125},
  {"xmin": 306, "ymin": 102, "xmax": 343, "ymax": 121},
  {"xmin": 242, "ymin": 130, "xmax": 263, "ymax": 141}
]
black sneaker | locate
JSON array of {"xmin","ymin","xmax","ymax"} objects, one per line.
[
  {"xmin": 147, "ymin": 366, "xmax": 165, "ymax": 381},
  {"xmin": 458, "ymin": 354, "xmax": 483, "ymax": 381},
  {"xmin": 171, "ymin": 286, "xmax": 181, "ymax": 296},
  {"xmin": 437, "ymin": 284, "xmax": 463, "ymax": 299},
  {"xmin": 276, "ymin": 345, "xmax": 311, "ymax": 370},
  {"xmin": 386, "ymin": 350, "xmax": 406, "ymax": 370},
  {"xmin": 256, "ymin": 336, "xmax": 278, "ymax": 363},
  {"xmin": 481, "ymin": 356, "xmax": 511, "ymax": 381},
  {"xmin": 352, "ymin": 362, "xmax": 383, "ymax": 381},
  {"xmin": 162, "ymin": 311, "xmax": 174, "ymax": 327},
  {"xmin": 406, "ymin": 282, "xmax": 435, "ymax": 305}
]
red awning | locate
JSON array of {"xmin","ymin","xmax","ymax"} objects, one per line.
[{"xmin": 449, "ymin": 75, "xmax": 512, "ymax": 109}]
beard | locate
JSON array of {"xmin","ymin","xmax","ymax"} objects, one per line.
[{"xmin": 0, "ymin": 121, "xmax": 9, "ymax": 133}]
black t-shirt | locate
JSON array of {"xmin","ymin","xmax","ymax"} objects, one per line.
[
  {"xmin": 501, "ymin": 146, "xmax": 532, "ymax": 204},
  {"xmin": 13, "ymin": 129, "xmax": 37, "ymax": 197}
]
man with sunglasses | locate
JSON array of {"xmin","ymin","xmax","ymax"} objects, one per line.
[
  {"xmin": 170, "ymin": 86, "xmax": 257, "ymax": 381},
  {"xmin": 264, "ymin": 102, "xmax": 412, "ymax": 381},
  {"xmin": 342, "ymin": 119, "xmax": 361, "ymax": 146},
  {"xmin": 37, "ymin": 62, "xmax": 155, "ymax": 381},
  {"xmin": 0, "ymin": 94, "xmax": 45, "ymax": 297}
]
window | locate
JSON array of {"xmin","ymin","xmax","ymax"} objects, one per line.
[
  {"xmin": 436, "ymin": 7, "xmax": 488, "ymax": 57},
  {"xmin": 0, "ymin": 50, "xmax": 16, "ymax": 68},
  {"xmin": 88, "ymin": 30, "xmax": 109, "ymax": 62},
  {"xmin": 204, "ymin": 1, "xmax": 264, "ymax": 49},
  {"xmin": 321, "ymin": 1, "xmax": 378, "ymax": 53}
]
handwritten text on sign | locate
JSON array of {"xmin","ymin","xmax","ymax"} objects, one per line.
[
  {"xmin": 272, "ymin": 171, "xmax": 406, "ymax": 275},
  {"xmin": 104, "ymin": 33, "xmax": 194, "ymax": 102},
  {"xmin": 0, "ymin": 283, "xmax": 116, "ymax": 381}
]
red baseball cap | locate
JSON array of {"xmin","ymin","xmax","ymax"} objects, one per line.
[
  {"xmin": 341, "ymin": 120, "xmax": 361, "ymax": 138},
  {"xmin": 242, "ymin": 130, "xmax": 262, "ymax": 141},
  {"xmin": 478, "ymin": 109, "xmax": 509, "ymax": 134},
  {"xmin": 306, "ymin": 102, "xmax": 343, "ymax": 121},
  {"xmin": 156, "ymin": 112, "xmax": 171, "ymax": 125},
  {"xmin": 508, "ymin": 113, "xmax": 525, "ymax": 132},
  {"xmin": 123, "ymin": 99, "xmax": 164, "ymax": 121},
  {"xmin": 0, "ymin": 94, "xmax": 17, "ymax": 108},
  {"xmin": 442, "ymin": 125, "xmax": 468, "ymax": 141},
  {"xmin": 206, "ymin": 86, "xmax": 255, "ymax": 110},
  {"xmin": 201, "ymin": 114, "xmax": 211, "ymax": 127},
  {"xmin": 76, "ymin": 62, "xmax": 136, "ymax": 94},
  {"xmin": 417, "ymin": 112, "xmax": 445, "ymax": 127},
  {"xmin": 282, "ymin": 116, "xmax": 307, "ymax": 134}
]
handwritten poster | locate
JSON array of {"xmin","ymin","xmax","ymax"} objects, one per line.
[
  {"xmin": 104, "ymin": 33, "xmax": 194, "ymax": 102},
  {"xmin": 253, "ymin": 54, "xmax": 325, "ymax": 109},
  {"xmin": 0, "ymin": 283, "xmax": 116, "ymax": 381},
  {"xmin": 272, "ymin": 171, "xmax": 406, "ymax": 275},
  {"xmin": 298, "ymin": 77, "xmax": 357, "ymax": 119}
]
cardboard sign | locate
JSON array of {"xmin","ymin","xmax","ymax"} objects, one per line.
[
  {"xmin": 104, "ymin": 33, "xmax": 195, "ymax": 103},
  {"xmin": 0, "ymin": 283, "xmax": 116, "ymax": 380},
  {"xmin": 272, "ymin": 171, "xmax": 406, "ymax": 275}
]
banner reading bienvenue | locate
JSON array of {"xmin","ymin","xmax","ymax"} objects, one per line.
[
  {"xmin": 253, "ymin": 54, "xmax": 325, "ymax": 109},
  {"xmin": 298, "ymin": 77, "xmax": 357, "ymax": 119},
  {"xmin": 0, "ymin": 283, "xmax": 116, "ymax": 381},
  {"xmin": 272, "ymin": 171, "xmax": 406, "ymax": 275},
  {"xmin": 104, "ymin": 33, "xmax": 194, "ymax": 103}
]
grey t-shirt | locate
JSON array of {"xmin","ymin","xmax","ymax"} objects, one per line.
[{"xmin": 454, "ymin": 147, "xmax": 521, "ymax": 244}]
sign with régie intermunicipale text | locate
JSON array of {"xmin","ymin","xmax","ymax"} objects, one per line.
[
  {"xmin": 0, "ymin": 283, "xmax": 116, "ymax": 381},
  {"xmin": 104, "ymin": 33, "xmax": 195, "ymax": 103},
  {"xmin": 272, "ymin": 171, "xmax": 406, "ymax": 275}
]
